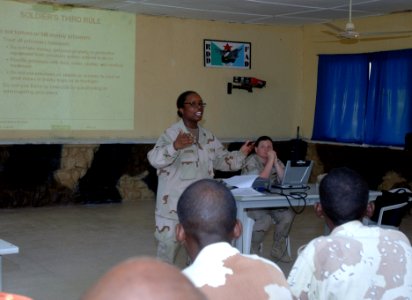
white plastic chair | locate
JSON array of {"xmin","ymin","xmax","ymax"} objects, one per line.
[
  {"xmin": 365, "ymin": 188, "xmax": 411, "ymax": 230},
  {"xmin": 375, "ymin": 202, "xmax": 409, "ymax": 229}
]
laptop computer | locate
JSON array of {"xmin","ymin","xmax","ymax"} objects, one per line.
[{"xmin": 271, "ymin": 160, "xmax": 313, "ymax": 190}]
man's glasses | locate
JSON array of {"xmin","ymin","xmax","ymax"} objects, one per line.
[{"xmin": 184, "ymin": 101, "xmax": 207, "ymax": 108}]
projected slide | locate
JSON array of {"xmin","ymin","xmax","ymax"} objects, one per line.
[{"xmin": 0, "ymin": 1, "xmax": 135, "ymax": 131}]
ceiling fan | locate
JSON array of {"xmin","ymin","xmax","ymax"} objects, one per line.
[{"xmin": 323, "ymin": 0, "xmax": 412, "ymax": 41}]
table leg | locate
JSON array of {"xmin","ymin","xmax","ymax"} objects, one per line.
[
  {"xmin": 235, "ymin": 207, "xmax": 245, "ymax": 252},
  {"xmin": 0, "ymin": 256, "xmax": 3, "ymax": 291},
  {"xmin": 242, "ymin": 217, "xmax": 255, "ymax": 254}
]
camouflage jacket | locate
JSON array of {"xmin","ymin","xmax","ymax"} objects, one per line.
[
  {"xmin": 288, "ymin": 220, "xmax": 412, "ymax": 299},
  {"xmin": 147, "ymin": 120, "xmax": 246, "ymax": 222},
  {"xmin": 183, "ymin": 242, "xmax": 293, "ymax": 300},
  {"xmin": 241, "ymin": 153, "xmax": 284, "ymax": 184}
]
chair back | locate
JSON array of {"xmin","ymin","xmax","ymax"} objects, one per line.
[
  {"xmin": 377, "ymin": 202, "xmax": 408, "ymax": 229},
  {"xmin": 370, "ymin": 188, "xmax": 411, "ymax": 228}
]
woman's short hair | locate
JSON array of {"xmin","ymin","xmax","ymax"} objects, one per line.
[
  {"xmin": 176, "ymin": 91, "xmax": 197, "ymax": 118},
  {"xmin": 254, "ymin": 136, "xmax": 273, "ymax": 147}
]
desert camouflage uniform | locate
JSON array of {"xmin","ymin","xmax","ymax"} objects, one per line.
[
  {"xmin": 148, "ymin": 120, "xmax": 246, "ymax": 263},
  {"xmin": 183, "ymin": 242, "xmax": 293, "ymax": 300},
  {"xmin": 242, "ymin": 154, "xmax": 294, "ymax": 258},
  {"xmin": 288, "ymin": 220, "xmax": 412, "ymax": 299}
]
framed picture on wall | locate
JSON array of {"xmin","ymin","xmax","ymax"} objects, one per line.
[{"xmin": 204, "ymin": 39, "xmax": 251, "ymax": 69}]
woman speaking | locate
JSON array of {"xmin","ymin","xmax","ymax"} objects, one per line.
[{"xmin": 148, "ymin": 90, "xmax": 253, "ymax": 263}]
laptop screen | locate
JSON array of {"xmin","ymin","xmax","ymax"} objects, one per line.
[{"xmin": 275, "ymin": 160, "xmax": 313, "ymax": 188}]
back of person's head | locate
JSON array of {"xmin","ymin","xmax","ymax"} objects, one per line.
[
  {"xmin": 319, "ymin": 167, "xmax": 369, "ymax": 226},
  {"xmin": 177, "ymin": 179, "xmax": 237, "ymax": 246},
  {"xmin": 82, "ymin": 257, "xmax": 205, "ymax": 300}
]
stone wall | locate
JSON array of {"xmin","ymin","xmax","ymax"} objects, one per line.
[
  {"xmin": 0, "ymin": 144, "xmax": 155, "ymax": 207},
  {"xmin": 306, "ymin": 142, "xmax": 412, "ymax": 190},
  {"xmin": 54, "ymin": 145, "xmax": 99, "ymax": 190},
  {"xmin": 0, "ymin": 141, "xmax": 410, "ymax": 207}
]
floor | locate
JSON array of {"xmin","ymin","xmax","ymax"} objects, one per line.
[{"xmin": 0, "ymin": 198, "xmax": 411, "ymax": 300}]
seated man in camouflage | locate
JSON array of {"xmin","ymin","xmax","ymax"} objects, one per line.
[
  {"xmin": 288, "ymin": 167, "xmax": 412, "ymax": 299},
  {"xmin": 176, "ymin": 179, "xmax": 292, "ymax": 300}
]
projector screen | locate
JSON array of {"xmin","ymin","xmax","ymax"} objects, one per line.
[{"xmin": 0, "ymin": 1, "xmax": 136, "ymax": 142}]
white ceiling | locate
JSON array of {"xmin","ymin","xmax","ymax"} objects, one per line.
[{"xmin": 32, "ymin": 0, "xmax": 412, "ymax": 26}]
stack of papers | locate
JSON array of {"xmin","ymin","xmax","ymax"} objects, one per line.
[{"xmin": 222, "ymin": 175, "xmax": 264, "ymax": 196}]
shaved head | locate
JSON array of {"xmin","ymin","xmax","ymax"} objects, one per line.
[
  {"xmin": 82, "ymin": 257, "xmax": 205, "ymax": 300},
  {"xmin": 177, "ymin": 179, "xmax": 237, "ymax": 246},
  {"xmin": 319, "ymin": 167, "xmax": 369, "ymax": 226}
]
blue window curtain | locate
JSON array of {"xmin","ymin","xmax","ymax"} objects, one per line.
[
  {"xmin": 365, "ymin": 49, "xmax": 412, "ymax": 146},
  {"xmin": 312, "ymin": 54, "xmax": 369, "ymax": 143},
  {"xmin": 313, "ymin": 49, "xmax": 412, "ymax": 147}
]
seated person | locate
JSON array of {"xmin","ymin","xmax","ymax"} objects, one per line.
[
  {"xmin": 176, "ymin": 179, "xmax": 292, "ymax": 300},
  {"xmin": 288, "ymin": 167, "xmax": 412, "ymax": 299},
  {"xmin": 241, "ymin": 136, "xmax": 294, "ymax": 262},
  {"xmin": 82, "ymin": 256, "xmax": 206, "ymax": 300}
]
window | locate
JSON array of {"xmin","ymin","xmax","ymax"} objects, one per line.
[{"xmin": 312, "ymin": 49, "xmax": 412, "ymax": 147}]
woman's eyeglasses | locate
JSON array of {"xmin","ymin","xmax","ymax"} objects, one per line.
[{"xmin": 184, "ymin": 101, "xmax": 207, "ymax": 108}]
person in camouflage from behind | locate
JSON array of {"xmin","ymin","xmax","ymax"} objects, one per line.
[
  {"xmin": 176, "ymin": 179, "xmax": 293, "ymax": 300},
  {"xmin": 288, "ymin": 167, "xmax": 412, "ymax": 299}
]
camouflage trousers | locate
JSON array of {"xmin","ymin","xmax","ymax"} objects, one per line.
[
  {"xmin": 247, "ymin": 208, "xmax": 294, "ymax": 248},
  {"xmin": 154, "ymin": 216, "xmax": 180, "ymax": 264}
]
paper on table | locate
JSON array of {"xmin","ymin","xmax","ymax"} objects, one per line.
[
  {"xmin": 222, "ymin": 175, "xmax": 258, "ymax": 188},
  {"xmin": 231, "ymin": 188, "xmax": 264, "ymax": 197}
]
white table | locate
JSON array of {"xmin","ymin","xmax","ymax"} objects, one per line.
[
  {"xmin": 0, "ymin": 239, "xmax": 19, "ymax": 290},
  {"xmin": 234, "ymin": 184, "xmax": 381, "ymax": 253}
]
